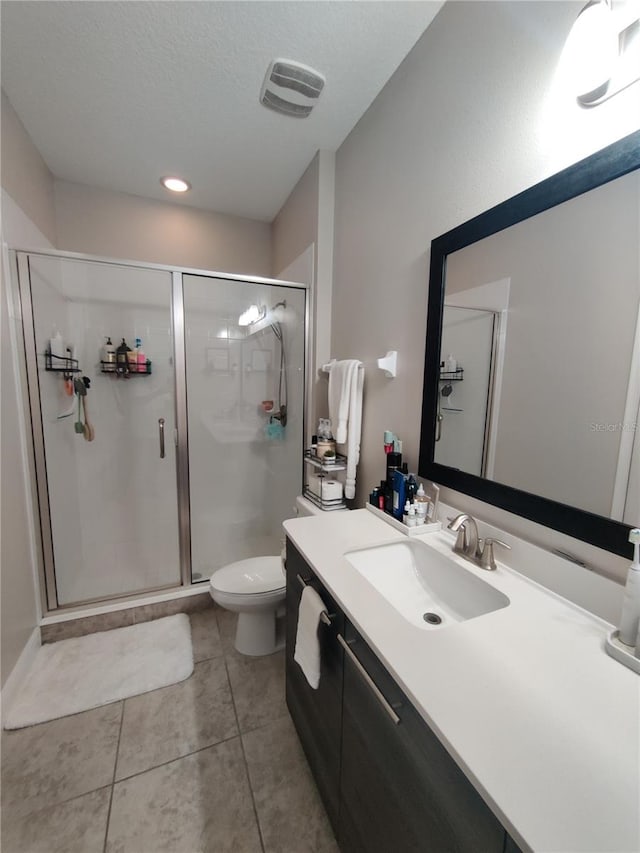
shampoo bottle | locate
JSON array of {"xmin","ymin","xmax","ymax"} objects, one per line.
[
  {"xmin": 103, "ymin": 337, "xmax": 116, "ymax": 372},
  {"xmin": 49, "ymin": 327, "xmax": 64, "ymax": 360},
  {"xmin": 619, "ymin": 528, "xmax": 640, "ymax": 646},
  {"xmin": 134, "ymin": 337, "xmax": 144, "ymax": 374}
]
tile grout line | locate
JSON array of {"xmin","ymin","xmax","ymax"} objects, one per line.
[
  {"xmin": 102, "ymin": 699, "xmax": 125, "ymax": 853},
  {"xmin": 224, "ymin": 654, "xmax": 267, "ymax": 853},
  {"xmin": 215, "ymin": 607, "xmax": 267, "ymax": 853},
  {"xmin": 113, "ymin": 732, "xmax": 244, "ymax": 785}
]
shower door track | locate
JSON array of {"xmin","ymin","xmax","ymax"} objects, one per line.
[{"xmin": 13, "ymin": 248, "xmax": 309, "ymax": 616}]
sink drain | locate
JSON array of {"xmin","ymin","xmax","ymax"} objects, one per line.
[{"xmin": 423, "ymin": 612, "xmax": 442, "ymax": 625}]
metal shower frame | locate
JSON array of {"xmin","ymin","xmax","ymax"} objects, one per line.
[{"xmin": 12, "ymin": 248, "xmax": 309, "ymax": 616}]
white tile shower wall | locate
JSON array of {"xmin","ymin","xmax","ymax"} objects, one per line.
[{"xmin": 183, "ymin": 276, "xmax": 305, "ymax": 579}]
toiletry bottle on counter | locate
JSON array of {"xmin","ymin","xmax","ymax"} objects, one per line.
[
  {"xmin": 415, "ymin": 483, "xmax": 430, "ymax": 524},
  {"xmin": 445, "ymin": 354, "xmax": 457, "ymax": 372},
  {"xmin": 385, "ymin": 452, "xmax": 402, "ymax": 514},
  {"xmin": 619, "ymin": 528, "xmax": 640, "ymax": 646},
  {"xmin": 392, "ymin": 468, "xmax": 407, "ymax": 519}
]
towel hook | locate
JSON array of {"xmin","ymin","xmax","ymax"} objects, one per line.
[{"xmin": 376, "ymin": 351, "xmax": 397, "ymax": 378}]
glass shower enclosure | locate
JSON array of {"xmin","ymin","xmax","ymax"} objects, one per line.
[{"xmin": 16, "ymin": 252, "xmax": 306, "ymax": 612}]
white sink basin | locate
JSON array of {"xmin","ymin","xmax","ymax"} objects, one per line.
[{"xmin": 344, "ymin": 539, "xmax": 509, "ymax": 628}]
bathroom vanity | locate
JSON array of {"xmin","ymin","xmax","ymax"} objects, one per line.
[{"xmin": 284, "ymin": 509, "xmax": 639, "ymax": 853}]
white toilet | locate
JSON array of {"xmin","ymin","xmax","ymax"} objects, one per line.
[{"xmin": 208, "ymin": 496, "xmax": 347, "ymax": 656}]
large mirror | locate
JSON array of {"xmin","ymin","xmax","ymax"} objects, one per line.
[{"xmin": 419, "ymin": 130, "xmax": 640, "ymax": 559}]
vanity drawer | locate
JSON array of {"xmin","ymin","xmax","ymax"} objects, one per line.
[{"xmin": 340, "ymin": 620, "xmax": 505, "ymax": 853}]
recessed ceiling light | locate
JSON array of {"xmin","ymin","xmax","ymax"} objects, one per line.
[{"xmin": 160, "ymin": 176, "xmax": 191, "ymax": 193}]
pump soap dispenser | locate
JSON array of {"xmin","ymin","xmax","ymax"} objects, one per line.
[{"xmin": 619, "ymin": 528, "xmax": 640, "ymax": 646}]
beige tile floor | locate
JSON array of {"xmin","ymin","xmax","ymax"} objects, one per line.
[{"xmin": 1, "ymin": 607, "xmax": 339, "ymax": 853}]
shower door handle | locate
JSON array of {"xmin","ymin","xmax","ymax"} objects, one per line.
[{"xmin": 158, "ymin": 418, "xmax": 165, "ymax": 458}]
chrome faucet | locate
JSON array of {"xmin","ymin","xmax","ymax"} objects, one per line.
[
  {"xmin": 447, "ymin": 513, "xmax": 511, "ymax": 571},
  {"xmin": 448, "ymin": 514, "xmax": 480, "ymax": 559}
]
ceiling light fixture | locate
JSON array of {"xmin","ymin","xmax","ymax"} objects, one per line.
[
  {"xmin": 565, "ymin": 0, "xmax": 640, "ymax": 105},
  {"xmin": 160, "ymin": 176, "xmax": 191, "ymax": 193},
  {"xmin": 238, "ymin": 304, "xmax": 266, "ymax": 327}
]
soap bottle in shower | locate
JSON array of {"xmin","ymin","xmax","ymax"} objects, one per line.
[
  {"xmin": 116, "ymin": 338, "xmax": 131, "ymax": 374},
  {"xmin": 103, "ymin": 337, "xmax": 116, "ymax": 372},
  {"xmin": 135, "ymin": 338, "xmax": 146, "ymax": 374}
]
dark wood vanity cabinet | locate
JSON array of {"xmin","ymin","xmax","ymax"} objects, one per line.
[
  {"xmin": 339, "ymin": 620, "xmax": 505, "ymax": 853},
  {"xmin": 285, "ymin": 540, "xmax": 518, "ymax": 853},
  {"xmin": 285, "ymin": 541, "xmax": 345, "ymax": 835}
]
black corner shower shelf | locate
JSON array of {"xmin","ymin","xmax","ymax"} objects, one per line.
[
  {"xmin": 439, "ymin": 368, "xmax": 464, "ymax": 381},
  {"xmin": 44, "ymin": 352, "xmax": 80, "ymax": 374},
  {"xmin": 100, "ymin": 360, "xmax": 152, "ymax": 376}
]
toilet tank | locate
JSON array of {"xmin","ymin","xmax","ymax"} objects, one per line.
[{"xmin": 293, "ymin": 495, "xmax": 348, "ymax": 517}]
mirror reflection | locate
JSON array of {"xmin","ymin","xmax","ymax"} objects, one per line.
[{"xmin": 436, "ymin": 170, "xmax": 640, "ymax": 525}]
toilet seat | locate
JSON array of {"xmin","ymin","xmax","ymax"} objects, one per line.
[{"xmin": 209, "ymin": 556, "xmax": 284, "ymax": 596}]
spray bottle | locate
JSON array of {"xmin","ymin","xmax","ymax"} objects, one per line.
[{"xmin": 619, "ymin": 528, "xmax": 640, "ymax": 646}]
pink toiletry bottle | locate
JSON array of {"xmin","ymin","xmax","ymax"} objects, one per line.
[{"xmin": 136, "ymin": 338, "xmax": 146, "ymax": 374}]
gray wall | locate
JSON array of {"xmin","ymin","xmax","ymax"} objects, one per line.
[
  {"xmin": 55, "ymin": 180, "xmax": 272, "ymax": 276},
  {"xmin": 272, "ymin": 151, "xmax": 336, "ymax": 438},
  {"xmin": 0, "ymin": 93, "xmax": 57, "ymax": 688},
  {"xmin": 0, "ymin": 193, "xmax": 53, "ymax": 688},
  {"xmin": 1, "ymin": 91, "xmax": 57, "ymax": 245},
  {"xmin": 271, "ymin": 155, "xmax": 320, "ymax": 278},
  {"xmin": 331, "ymin": 0, "xmax": 639, "ymax": 578}
]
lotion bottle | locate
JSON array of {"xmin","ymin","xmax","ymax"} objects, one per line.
[{"xmin": 619, "ymin": 528, "xmax": 640, "ymax": 646}]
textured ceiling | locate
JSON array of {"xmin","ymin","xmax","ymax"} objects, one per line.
[{"xmin": 1, "ymin": 1, "xmax": 442, "ymax": 221}]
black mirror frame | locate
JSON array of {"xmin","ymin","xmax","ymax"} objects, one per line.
[{"xmin": 419, "ymin": 130, "xmax": 640, "ymax": 560}]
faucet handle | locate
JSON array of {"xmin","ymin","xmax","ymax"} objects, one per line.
[{"xmin": 480, "ymin": 538, "xmax": 511, "ymax": 571}]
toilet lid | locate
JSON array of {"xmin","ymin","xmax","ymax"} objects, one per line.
[{"xmin": 210, "ymin": 556, "xmax": 285, "ymax": 594}]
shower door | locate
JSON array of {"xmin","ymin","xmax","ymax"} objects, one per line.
[
  {"xmin": 21, "ymin": 254, "xmax": 181, "ymax": 607},
  {"xmin": 183, "ymin": 274, "xmax": 306, "ymax": 582}
]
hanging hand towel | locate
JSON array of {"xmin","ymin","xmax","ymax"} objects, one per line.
[
  {"xmin": 294, "ymin": 586, "xmax": 327, "ymax": 689},
  {"xmin": 328, "ymin": 359, "xmax": 364, "ymax": 499},
  {"xmin": 344, "ymin": 362, "xmax": 364, "ymax": 499},
  {"xmin": 328, "ymin": 359, "xmax": 360, "ymax": 445}
]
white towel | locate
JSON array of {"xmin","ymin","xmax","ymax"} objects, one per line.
[
  {"xmin": 328, "ymin": 359, "xmax": 364, "ymax": 499},
  {"xmin": 344, "ymin": 364, "xmax": 364, "ymax": 499},
  {"xmin": 294, "ymin": 586, "xmax": 327, "ymax": 689},
  {"xmin": 328, "ymin": 359, "xmax": 359, "ymax": 444}
]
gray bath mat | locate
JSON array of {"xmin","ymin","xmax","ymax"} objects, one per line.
[{"xmin": 4, "ymin": 614, "xmax": 194, "ymax": 729}]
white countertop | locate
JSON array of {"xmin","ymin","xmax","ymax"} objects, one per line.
[{"xmin": 283, "ymin": 509, "xmax": 640, "ymax": 853}]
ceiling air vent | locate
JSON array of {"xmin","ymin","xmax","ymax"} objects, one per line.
[{"xmin": 260, "ymin": 59, "xmax": 325, "ymax": 118}]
